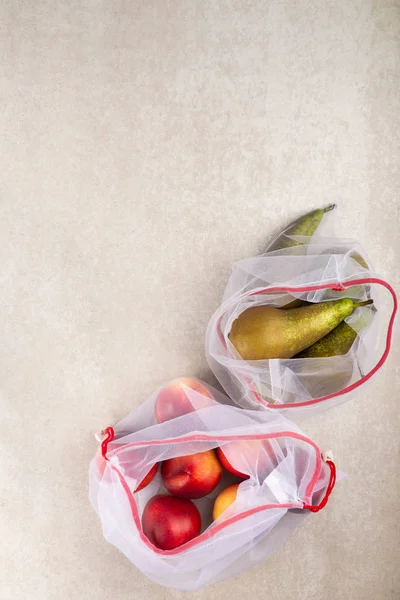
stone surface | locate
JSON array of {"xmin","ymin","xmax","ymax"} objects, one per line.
[{"xmin": 0, "ymin": 1, "xmax": 399, "ymax": 599}]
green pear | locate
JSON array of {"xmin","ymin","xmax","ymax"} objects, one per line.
[
  {"xmin": 281, "ymin": 298, "xmax": 303, "ymax": 309},
  {"xmin": 266, "ymin": 204, "xmax": 336, "ymax": 252},
  {"xmin": 294, "ymin": 321, "xmax": 357, "ymax": 358},
  {"xmin": 229, "ymin": 298, "xmax": 373, "ymax": 360},
  {"xmin": 295, "ymin": 306, "xmax": 373, "ymax": 358}
]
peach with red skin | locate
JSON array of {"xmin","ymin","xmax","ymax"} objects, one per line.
[
  {"xmin": 155, "ymin": 377, "xmax": 213, "ymax": 423},
  {"xmin": 217, "ymin": 440, "xmax": 276, "ymax": 480},
  {"xmin": 134, "ymin": 463, "xmax": 158, "ymax": 493},
  {"xmin": 216, "ymin": 446, "xmax": 249, "ymax": 479},
  {"xmin": 142, "ymin": 494, "xmax": 201, "ymax": 550},
  {"xmin": 97, "ymin": 447, "xmax": 158, "ymax": 492},
  {"xmin": 162, "ymin": 450, "xmax": 222, "ymax": 499}
]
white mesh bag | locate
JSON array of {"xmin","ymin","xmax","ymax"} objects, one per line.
[
  {"xmin": 89, "ymin": 379, "xmax": 337, "ymax": 591},
  {"xmin": 205, "ymin": 209, "xmax": 397, "ymax": 418}
]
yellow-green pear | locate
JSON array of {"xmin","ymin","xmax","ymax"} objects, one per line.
[{"xmin": 229, "ymin": 298, "xmax": 373, "ymax": 360}]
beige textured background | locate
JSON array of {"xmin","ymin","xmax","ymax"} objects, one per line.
[{"xmin": 1, "ymin": 1, "xmax": 399, "ymax": 599}]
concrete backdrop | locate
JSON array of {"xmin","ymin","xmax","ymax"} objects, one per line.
[{"xmin": 1, "ymin": 2, "xmax": 399, "ymax": 599}]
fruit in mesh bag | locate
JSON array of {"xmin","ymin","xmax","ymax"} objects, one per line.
[
  {"xmin": 155, "ymin": 377, "xmax": 213, "ymax": 423},
  {"xmin": 294, "ymin": 319, "xmax": 358, "ymax": 358},
  {"xmin": 295, "ymin": 294, "xmax": 375, "ymax": 358},
  {"xmin": 262, "ymin": 204, "xmax": 335, "ymax": 307},
  {"xmin": 217, "ymin": 446, "xmax": 249, "ymax": 478},
  {"xmin": 212, "ymin": 484, "xmax": 239, "ymax": 520},
  {"xmin": 96, "ymin": 447, "xmax": 159, "ymax": 493},
  {"xmin": 217, "ymin": 439, "xmax": 276, "ymax": 480},
  {"xmin": 229, "ymin": 298, "xmax": 373, "ymax": 360},
  {"xmin": 133, "ymin": 463, "xmax": 158, "ymax": 493},
  {"xmin": 142, "ymin": 494, "xmax": 201, "ymax": 550},
  {"xmin": 266, "ymin": 204, "xmax": 335, "ymax": 252},
  {"xmin": 162, "ymin": 450, "xmax": 222, "ymax": 499}
]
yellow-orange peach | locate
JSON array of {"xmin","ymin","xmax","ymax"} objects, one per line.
[{"xmin": 212, "ymin": 483, "xmax": 240, "ymax": 520}]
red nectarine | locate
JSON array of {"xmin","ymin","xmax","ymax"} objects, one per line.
[
  {"xmin": 216, "ymin": 446, "xmax": 249, "ymax": 479},
  {"xmin": 162, "ymin": 450, "xmax": 222, "ymax": 499},
  {"xmin": 142, "ymin": 494, "xmax": 201, "ymax": 550},
  {"xmin": 155, "ymin": 377, "xmax": 213, "ymax": 423},
  {"xmin": 134, "ymin": 463, "xmax": 158, "ymax": 493},
  {"xmin": 217, "ymin": 440, "xmax": 276, "ymax": 480}
]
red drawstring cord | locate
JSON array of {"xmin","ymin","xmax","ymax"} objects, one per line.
[
  {"xmin": 303, "ymin": 459, "xmax": 337, "ymax": 513},
  {"xmin": 101, "ymin": 427, "xmax": 115, "ymax": 460},
  {"xmin": 99, "ymin": 429, "xmax": 335, "ymax": 513}
]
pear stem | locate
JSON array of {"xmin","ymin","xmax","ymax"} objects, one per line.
[
  {"xmin": 323, "ymin": 203, "xmax": 337, "ymax": 213},
  {"xmin": 353, "ymin": 299, "xmax": 373, "ymax": 308}
]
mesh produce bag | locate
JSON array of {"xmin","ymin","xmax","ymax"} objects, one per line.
[
  {"xmin": 89, "ymin": 379, "xmax": 337, "ymax": 591},
  {"xmin": 206, "ymin": 211, "xmax": 397, "ymax": 418}
]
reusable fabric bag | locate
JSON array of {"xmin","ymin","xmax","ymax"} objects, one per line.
[
  {"xmin": 89, "ymin": 379, "xmax": 336, "ymax": 590},
  {"xmin": 206, "ymin": 222, "xmax": 397, "ymax": 418}
]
